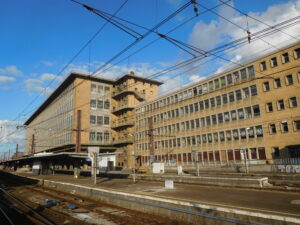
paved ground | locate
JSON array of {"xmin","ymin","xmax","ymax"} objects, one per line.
[{"xmin": 15, "ymin": 172, "xmax": 300, "ymax": 219}]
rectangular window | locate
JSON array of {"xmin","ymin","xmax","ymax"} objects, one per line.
[
  {"xmin": 285, "ymin": 74, "xmax": 294, "ymax": 85},
  {"xmin": 294, "ymin": 48, "xmax": 300, "ymax": 59},
  {"xmin": 229, "ymin": 92, "xmax": 235, "ymax": 102},
  {"xmin": 207, "ymin": 134, "xmax": 212, "ymax": 143},
  {"xmin": 91, "ymin": 84, "xmax": 97, "ymax": 93},
  {"xmin": 96, "ymin": 132, "xmax": 103, "ymax": 143},
  {"xmin": 206, "ymin": 116, "xmax": 211, "ymax": 126},
  {"xmin": 281, "ymin": 52, "xmax": 290, "ymax": 63},
  {"xmin": 240, "ymin": 68, "xmax": 247, "ymax": 80},
  {"xmin": 247, "ymin": 65, "xmax": 255, "ymax": 78},
  {"xmin": 293, "ymin": 120, "xmax": 300, "ymax": 131},
  {"xmin": 233, "ymin": 71, "xmax": 240, "ymax": 83},
  {"xmin": 253, "ymin": 104, "xmax": 260, "ymax": 117},
  {"xmin": 220, "ymin": 76, "xmax": 226, "ymax": 87},
  {"xmin": 218, "ymin": 113, "xmax": 223, "ymax": 124},
  {"xmin": 224, "ymin": 112, "xmax": 230, "ymax": 122},
  {"xmin": 222, "ymin": 94, "xmax": 228, "ymax": 104},
  {"xmin": 194, "ymin": 103, "xmax": 199, "ymax": 112},
  {"xmin": 263, "ymin": 81, "xmax": 270, "ymax": 92},
  {"xmin": 227, "ymin": 74, "xmax": 233, "ymax": 84},
  {"xmin": 277, "ymin": 99, "xmax": 285, "ymax": 110},
  {"xmin": 90, "ymin": 115, "xmax": 96, "ymax": 124},
  {"xmin": 248, "ymin": 127, "xmax": 254, "ymax": 138},
  {"xmin": 235, "ymin": 89, "xmax": 242, "ymax": 100},
  {"xmin": 245, "ymin": 106, "xmax": 252, "ymax": 118},
  {"xmin": 260, "ymin": 61, "xmax": 267, "ymax": 71},
  {"xmin": 214, "ymin": 79, "xmax": 220, "ymax": 89},
  {"xmin": 203, "ymin": 83, "xmax": 208, "ymax": 93},
  {"xmin": 250, "ymin": 85, "xmax": 258, "ymax": 96},
  {"xmin": 195, "ymin": 118, "xmax": 200, "ymax": 128},
  {"xmin": 240, "ymin": 128, "xmax": 246, "ymax": 139},
  {"xmin": 185, "ymin": 105, "xmax": 189, "ymax": 114},
  {"xmin": 266, "ymin": 102, "xmax": 273, "ymax": 112},
  {"xmin": 233, "ymin": 129, "xmax": 239, "ymax": 140},
  {"xmin": 191, "ymin": 120, "xmax": 195, "ymax": 129},
  {"xmin": 256, "ymin": 125, "xmax": 263, "ymax": 137},
  {"xmin": 97, "ymin": 85, "xmax": 103, "ymax": 94},
  {"xmin": 238, "ymin": 108, "xmax": 244, "ymax": 119},
  {"xmin": 189, "ymin": 104, "xmax": 194, "ymax": 113},
  {"xmin": 226, "ymin": 130, "xmax": 232, "ymax": 141},
  {"xmin": 104, "ymin": 116, "xmax": 110, "ymax": 125},
  {"xmin": 104, "ymin": 100, "xmax": 110, "ymax": 109},
  {"xmin": 90, "ymin": 99, "xmax": 96, "ymax": 109},
  {"xmin": 97, "ymin": 99, "xmax": 103, "ymax": 109},
  {"xmin": 274, "ymin": 78, "xmax": 281, "ymax": 88},
  {"xmin": 270, "ymin": 57, "xmax": 278, "ymax": 67},
  {"xmin": 213, "ymin": 133, "xmax": 218, "ymax": 142},
  {"xmin": 89, "ymin": 132, "xmax": 96, "ymax": 142},
  {"xmin": 209, "ymin": 81, "xmax": 214, "ymax": 91},
  {"xmin": 202, "ymin": 134, "xmax": 207, "ymax": 143},
  {"xmin": 231, "ymin": 110, "xmax": 237, "ymax": 121},
  {"xmin": 204, "ymin": 99, "xmax": 210, "ymax": 109},
  {"xmin": 219, "ymin": 131, "xmax": 225, "ymax": 141},
  {"xmin": 216, "ymin": 96, "xmax": 221, "ymax": 106},
  {"xmin": 199, "ymin": 101, "xmax": 204, "ymax": 110},
  {"xmin": 289, "ymin": 97, "xmax": 298, "ymax": 108},
  {"xmin": 281, "ymin": 121, "xmax": 289, "ymax": 132},
  {"xmin": 210, "ymin": 98, "xmax": 215, "ymax": 108},
  {"xmin": 212, "ymin": 115, "xmax": 217, "ymax": 125},
  {"xmin": 269, "ymin": 123, "xmax": 276, "ymax": 134},
  {"xmin": 242, "ymin": 87, "xmax": 250, "ymax": 98},
  {"xmin": 97, "ymin": 116, "xmax": 103, "ymax": 125}
]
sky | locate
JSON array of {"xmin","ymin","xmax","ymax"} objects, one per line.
[{"xmin": 0, "ymin": 0, "xmax": 300, "ymax": 155}]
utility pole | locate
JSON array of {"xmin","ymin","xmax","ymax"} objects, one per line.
[
  {"xmin": 16, "ymin": 144, "xmax": 18, "ymax": 155},
  {"xmin": 148, "ymin": 116, "xmax": 154, "ymax": 164},
  {"xmin": 75, "ymin": 110, "xmax": 82, "ymax": 153},
  {"xmin": 31, "ymin": 134, "xmax": 35, "ymax": 155}
]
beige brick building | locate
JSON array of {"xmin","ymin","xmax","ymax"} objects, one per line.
[
  {"xmin": 135, "ymin": 42, "xmax": 300, "ymax": 167},
  {"xmin": 25, "ymin": 42, "xmax": 300, "ymax": 169}
]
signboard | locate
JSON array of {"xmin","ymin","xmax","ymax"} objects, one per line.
[{"xmin": 88, "ymin": 147, "xmax": 100, "ymax": 159}]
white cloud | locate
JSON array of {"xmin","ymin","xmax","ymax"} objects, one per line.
[
  {"xmin": 40, "ymin": 60, "xmax": 56, "ymax": 67},
  {"xmin": 189, "ymin": 0, "xmax": 300, "ymax": 66},
  {"xmin": 0, "ymin": 76, "xmax": 16, "ymax": 83},
  {"xmin": 0, "ymin": 65, "xmax": 22, "ymax": 76},
  {"xmin": 0, "ymin": 120, "xmax": 25, "ymax": 145},
  {"xmin": 24, "ymin": 73, "xmax": 63, "ymax": 96},
  {"xmin": 188, "ymin": 74, "xmax": 205, "ymax": 83},
  {"xmin": 158, "ymin": 75, "xmax": 184, "ymax": 95}
]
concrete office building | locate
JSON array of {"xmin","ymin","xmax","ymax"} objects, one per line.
[
  {"xmin": 24, "ymin": 72, "xmax": 162, "ymax": 168},
  {"xmin": 135, "ymin": 42, "xmax": 300, "ymax": 167},
  {"xmin": 24, "ymin": 42, "xmax": 300, "ymax": 169}
]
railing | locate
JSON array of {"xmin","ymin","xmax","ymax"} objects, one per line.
[{"xmin": 111, "ymin": 120, "xmax": 134, "ymax": 128}]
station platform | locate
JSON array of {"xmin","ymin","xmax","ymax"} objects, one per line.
[{"xmin": 9, "ymin": 170, "xmax": 300, "ymax": 225}]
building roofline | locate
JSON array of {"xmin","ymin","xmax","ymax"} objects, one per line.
[
  {"xmin": 24, "ymin": 71, "xmax": 163, "ymax": 125},
  {"xmin": 136, "ymin": 40, "xmax": 300, "ymax": 109}
]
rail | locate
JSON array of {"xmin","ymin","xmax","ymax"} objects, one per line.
[
  {"xmin": 0, "ymin": 187, "xmax": 56, "ymax": 225},
  {"xmin": 0, "ymin": 208, "xmax": 14, "ymax": 225}
]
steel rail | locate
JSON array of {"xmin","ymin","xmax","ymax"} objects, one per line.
[
  {"xmin": 0, "ymin": 208, "xmax": 15, "ymax": 225},
  {"xmin": 0, "ymin": 187, "xmax": 56, "ymax": 225}
]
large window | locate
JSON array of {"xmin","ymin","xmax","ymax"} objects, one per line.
[
  {"xmin": 281, "ymin": 52, "xmax": 290, "ymax": 63},
  {"xmin": 240, "ymin": 68, "xmax": 247, "ymax": 80},
  {"xmin": 89, "ymin": 132, "xmax": 96, "ymax": 142},
  {"xmin": 250, "ymin": 85, "xmax": 258, "ymax": 96},
  {"xmin": 104, "ymin": 116, "xmax": 110, "ymax": 125},
  {"xmin": 231, "ymin": 110, "xmax": 237, "ymax": 120},
  {"xmin": 97, "ymin": 99, "xmax": 103, "ymax": 109},
  {"xmin": 289, "ymin": 97, "xmax": 298, "ymax": 108},
  {"xmin": 229, "ymin": 92, "xmax": 235, "ymax": 102},
  {"xmin": 253, "ymin": 105, "xmax": 260, "ymax": 116},
  {"xmin": 281, "ymin": 121, "xmax": 289, "ymax": 132},
  {"xmin": 238, "ymin": 108, "xmax": 244, "ymax": 119},
  {"xmin": 256, "ymin": 125, "xmax": 263, "ymax": 137},
  {"xmin": 277, "ymin": 100, "xmax": 285, "ymax": 110},
  {"xmin": 90, "ymin": 115, "xmax": 96, "ymax": 124},
  {"xmin": 90, "ymin": 99, "xmax": 96, "ymax": 109},
  {"xmin": 216, "ymin": 96, "xmax": 221, "ymax": 106},
  {"xmin": 269, "ymin": 123, "xmax": 276, "ymax": 134},
  {"xmin": 247, "ymin": 65, "xmax": 255, "ymax": 78},
  {"xmin": 97, "ymin": 116, "xmax": 103, "ymax": 125},
  {"xmin": 285, "ymin": 74, "xmax": 294, "ymax": 85},
  {"xmin": 274, "ymin": 78, "xmax": 281, "ymax": 88}
]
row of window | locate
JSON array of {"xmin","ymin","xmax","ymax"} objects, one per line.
[
  {"xmin": 266, "ymin": 97, "xmax": 298, "ymax": 112},
  {"xmin": 137, "ymin": 125, "xmax": 263, "ymax": 151},
  {"xmin": 137, "ymin": 104, "xmax": 260, "ymax": 139},
  {"xmin": 137, "ymin": 65, "xmax": 255, "ymax": 113},
  {"xmin": 263, "ymin": 73, "xmax": 300, "ymax": 91},
  {"xmin": 90, "ymin": 99, "xmax": 110, "ymax": 110},
  {"xmin": 259, "ymin": 47, "xmax": 300, "ymax": 71},
  {"xmin": 89, "ymin": 131, "xmax": 110, "ymax": 143},
  {"xmin": 90, "ymin": 115, "xmax": 110, "ymax": 125},
  {"xmin": 91, "ymin": 83, "xmax": 111, "ymax": 94},
  {"xmin": 138, "ymin": 147, "xmax": 267, "ymax": 163},
  {"xmin": 137, "ymin": 85, "xmax": 258, "ymax": 127},
  {"xmin": 269, "ymin": 120, "xmax": 300, "ymax": 134}
]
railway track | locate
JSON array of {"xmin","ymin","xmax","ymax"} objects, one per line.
[{"xmin": 0, "ymin": 172, "xmax": 187, "ymax": 225}]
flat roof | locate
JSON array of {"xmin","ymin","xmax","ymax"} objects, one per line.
[{"xmin": 24, "ymin": 72, "xmax": 163, "ymax": 125}]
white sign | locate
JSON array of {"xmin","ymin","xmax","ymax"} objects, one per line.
[
  {"xmin": 88, "ymin": 147, "xmax": 100, "ymax": 159},
  {"xmin": 165, "ymin": 180, "xmax": 174, "ymax": 189},
  {"xmin": 152, "ymin": 162, "xmax": 165, "ymax": 174}
]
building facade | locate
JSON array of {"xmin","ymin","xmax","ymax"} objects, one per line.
[
  {"xmin": 24, "ymin": 72, "xmax": 162, "ymax": 168},
  {"xmin": 25, "ymin": 42, "xmax": 300, "ymax": 169},
  {"xmin": 135, "ymin": 42, "xmax": 300, "ymax": 167}
]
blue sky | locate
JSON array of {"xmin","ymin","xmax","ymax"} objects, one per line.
[{"xmin": 0, "ymin": 0, "xmax": 300, "ymax": 154}]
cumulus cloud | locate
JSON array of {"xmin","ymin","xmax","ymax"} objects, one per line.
[
  {"xmin": 158, "ymin": 75, "xmax": 184, "ymax": 95},
  {"xmin": 40, "ymin": 60, "xmax": 56, "ymax": 67},
  {"xmin": 0, "ymin": 76, "xmax": 16, "ymax": 83},
  {"xmin": 188, "ymin": 74, "xmax": 205, "ymax": 83},
  {"xmin": 0, "ymin": 120, "xmax": 25, "ymax": 145},
  {"xmin": 189, "ymin": 0, "xmax": 300, "ymax": 67},
  {"xmin": 0, "ymin": 65, "xmax": 22, "ymax": 76},
  {"xmin": 24, "ymin": 73, "xmax": 63, "ymax": 95}
]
